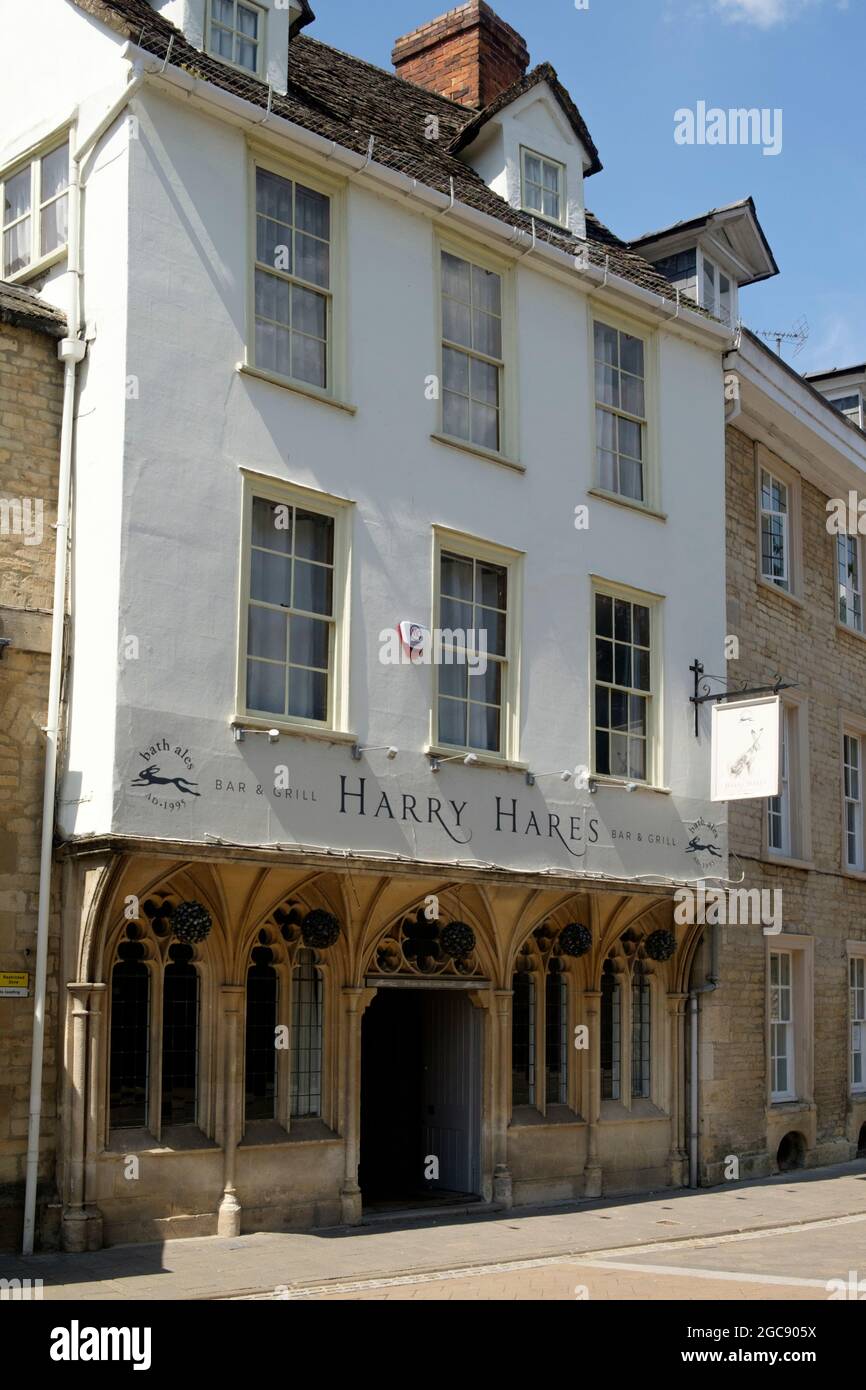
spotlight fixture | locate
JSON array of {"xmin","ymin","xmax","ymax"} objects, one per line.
[
  {"xmin": 429, "ymin": 751, "xmax": 480, "ymax": 772},
  {"xmin": 232, "ymin": 725, "xmax": 281, "ymax": 744},
  {"xmin": 525, "ymin": 768, "xmax": 573, "ymax": 787},
  {"xmin": 351, "ymin": 744, "xmax": 399, "ymax": 761}
]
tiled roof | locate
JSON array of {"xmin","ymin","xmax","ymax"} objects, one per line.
[
  {"xmin": 447, "ymin": 62, "xmax": 602, "ymax": 176},
  {"xmin": 0, "ymin": 280, "xmax": 67, "ymax": 337},
  {"xmin": 67, "ymin": 0, "xmax": 702, "ymax": 309}
]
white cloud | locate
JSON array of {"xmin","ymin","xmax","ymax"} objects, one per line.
[{"xmin": 713, "ymin": 0, "xmax": 818, "ymax": 26}]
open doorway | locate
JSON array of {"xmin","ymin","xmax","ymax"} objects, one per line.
[{"xmin": 360, "ymin": 987, "xmax": 482, "ymax": 1211}]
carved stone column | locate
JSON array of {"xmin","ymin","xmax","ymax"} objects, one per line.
[
  {"xmin": 491, "ymin": 989, "xmax": 513, "ymax": 1207},
  {"xmin": 61, "ymin": 982, "xmax": 106, "ymax": 1253},
  {"xmin": 217, "ymin": 984, "xmax": 244, "ymax": 1237},
  {"xmin": 582, "ymin": 990, "xmax": 603, "ymax": 1198},
  {"xmin": 340, "ymin": 985, "xmax": 376, "ymax": 1225},
  {"xmin": 668, "ymin": 992, "xmax": 689, "ymax": 1185}
]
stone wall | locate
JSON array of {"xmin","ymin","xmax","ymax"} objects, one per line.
[
  {"xmin": 0, "ymin": 310, "xmax": 64, "ymax": 1249},
  {"xmin": 698, "ymin": 423, "xmax": 866, "ymax": 1183}
]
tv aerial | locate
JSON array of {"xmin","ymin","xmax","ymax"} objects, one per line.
[{"xmin": 754, "ymin": 315, "xmax": 810, "ymax": 360}]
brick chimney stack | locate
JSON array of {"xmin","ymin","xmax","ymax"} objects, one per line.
[{"xmin": 392, "ymin": 2, "xmax": 530, "ymax": 110}]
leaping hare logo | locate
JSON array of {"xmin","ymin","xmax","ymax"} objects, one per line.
[
  {"xmin": 686, "ymin": 816, "xmax": 722, "ymax": 870},
  {"xmin": 131, "ymin": 765, "xmax": 200, "ymax": 797},
  {"xmin": 729, "ymin": 716, "xmax": 764, "ymax": 780}
]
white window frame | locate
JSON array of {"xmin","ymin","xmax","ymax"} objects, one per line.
[
  {"xmin": 246, "ymin": 146, "xmax": 345, "ymax": 402},
  {"xmin": 697, "ymin": 247, "xmax": 735, "ymax": 326},
  {"xmin": 848, "ymin": 946, "xmax": 866, "ymax": 1094},
  {"xmin": 827, "ymin": 391, "xmax": 863, "ymax": 428},
  {"xmin": 590, "ymin": 576, "xmax": 663, "ymax": 789},
  {"xmin": 767, "ymin": 704, "xmax": 792, "ymax": 857},
  {"xmin": 759, "ymin": 466, "xmax": 790, "ymax": 591},
  {"xmin": 589, "ymin": 308, "xmax": 659, "ymax": 512},
  {"xmin": 769, "ymin": 949, "xmax": 795, "ymax": 1101},
  {"xmin": 836, "ymin": 530, "xmax": 863, "ymax": 633},
  {"xmin": 840, "ymin": 713, "xmax": 866, "ymax": 876},
  {"xmin": 520, "ymin": 146, "xmax": 566, "ymax": 227},
  {"xmin": 765, "ymin": 697, "xmax": 811, "ymax": 865},
  {"xmin": 236, "ymin": 470, "xmax": 352, "ymax": 735},
  {"xmin": 755, "ymin": 446, "xmax": 801, "ymax": 599},
  {"xmin": 766, "ymin": 934, "xmax": 814, "ymax": 1108},
  {"xmin": 207, "ymin": 0, "xmax": 266, "ymax": 77},
  {"xmin": 430, "ymin": 526, "xmax": 523, "ymax": 764},
  {"xmin": 843, "ymin": 731, "xmax": 864, "ymax": 872},
  {"xmin": 435, "ymin": 234, "xmax": 516, "ymax": 462},
  {"xmin": 1, "ymin": 134, "xmax": 70, "ymax": 283}
]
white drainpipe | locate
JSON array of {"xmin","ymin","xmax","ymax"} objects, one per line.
[{"xmin": 22, "ymin": 51, "xmax": 145, "ymax": 1257}]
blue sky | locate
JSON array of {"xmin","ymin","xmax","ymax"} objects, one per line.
[{"xmin": 309, "ymin": 0, "xmax": 864, "ymax": 374}]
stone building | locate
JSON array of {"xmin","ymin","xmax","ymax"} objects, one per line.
[
  {"xmin": 695, "ymin": 330, "xmax": 866, "ymax": 1182},
  {"xmin": 0, "ymin": 281, "xmax": 66, "ymax": 1248}
]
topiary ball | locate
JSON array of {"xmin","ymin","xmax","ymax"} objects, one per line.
[
  {"xmin": 645, "ymin": 928, "xmax": 676, "ymax": 962},
  {"xmin": 302, "ymin": 909, "xmax": 341, "ymax": 950},
  {"xmin": 172, "ymin": 900, "xmax": 212, "ymax": 944},
  {"xmin": 441, "ymin": 921, "xmax": 476, "ymax": 958},
  {"xmin": 559, "ymin": 923, "xmax": 592, "ymax": 958}
]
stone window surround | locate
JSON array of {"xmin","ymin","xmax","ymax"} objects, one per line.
[{"xmin": 765, "ymin": 932, "xmax": 814, "ymax": 1109}]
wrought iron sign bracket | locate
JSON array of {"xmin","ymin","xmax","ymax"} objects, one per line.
[{"xmin": 689, "ymin": 659, "xmax": 797, "ymax": 738}]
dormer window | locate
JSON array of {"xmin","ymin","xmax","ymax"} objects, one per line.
[
  {"xmin": 831, "ymin": 394, "xmax": 863, "ymax": 428},
  {"xmin": 701, "ymin": 255, "xmax": 733, "ymax": 326},
  {"xmin": 521, "ymin": 149, "xmax": 565, "ymax": 226},
  {"xmin": 208, "ymin": 0, "xmax": 263, "ymax": 74}
]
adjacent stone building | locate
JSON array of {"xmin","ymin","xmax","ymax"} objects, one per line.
[
  {"xmin": 696, "ymin": 329, "xmax": 866, "ymax": 1182},
  {"xmin": 0, "ymin": 281, "xmax": 66, "ymax": 1249}
]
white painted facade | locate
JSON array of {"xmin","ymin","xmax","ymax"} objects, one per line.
[{"xmin": 2, "ymin": 6, "xmax": 730, "ymax": 885}]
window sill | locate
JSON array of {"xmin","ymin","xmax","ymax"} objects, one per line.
[
  {"xmin": 587, "ymin": 488, "xmax": 667, "ymax": 522},
  {"xmin": 5, "ymin": 246, "xmax": 68, "ymax": 286},
  {"xmin": 426, "ymin": 744, "xmax": 528, "ymax": 774},
  {"xmin": 236, "ymin": 362, "xmax": 357, "ymax": 414},
  {"xmin": 842, "ymin": 866, "xmax": 866, "ymax": 882},
  {"xmin": 756, "ymin": 577, "xmax": 805, "ymax": 608},
  {"xmin": 232, "ymin": 715, "xmax": 356, "ymax": 746},
  {"xmin": 240, "ymin": 1118, "xmax": 339, "ymax": 1147},
  {"xmin": 591, "ymin": 775, "xmax": 671, "ymax": 796},
  {"xmin": 430, "ymin": 433, "xmax": 525, "ymax": 474},
  {"xmin": 509, "ymin": 1105, "xmax": 584, "ymax": 1128},
  {"xmin": 104, "ymin": 1127, "xmax": 218, "ymax": 1154},
  {"xmin": 760, "ymin": 851, "xmax": 814, "ymax": 871},
  {"xmin": 599, "ymin": 1099, "xmax": 668, "ymax": 1123},
  {"xmin": 836, "ymin": 621, "xmax": 866, "ymax": 646}
]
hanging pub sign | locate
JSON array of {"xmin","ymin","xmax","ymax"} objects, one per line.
[{"xmin": 711, "ymin": 696, "xmax": 781, "ymax": 802}]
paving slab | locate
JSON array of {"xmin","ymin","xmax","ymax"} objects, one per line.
[{"xmin": 2, "ymin": 1160, "xmax": 865, "ymax": 1301}]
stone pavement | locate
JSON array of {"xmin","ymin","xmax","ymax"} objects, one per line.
[{"xmin": 3, "ymin": 1160, "xmax": 865, "ymax": 1301}]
